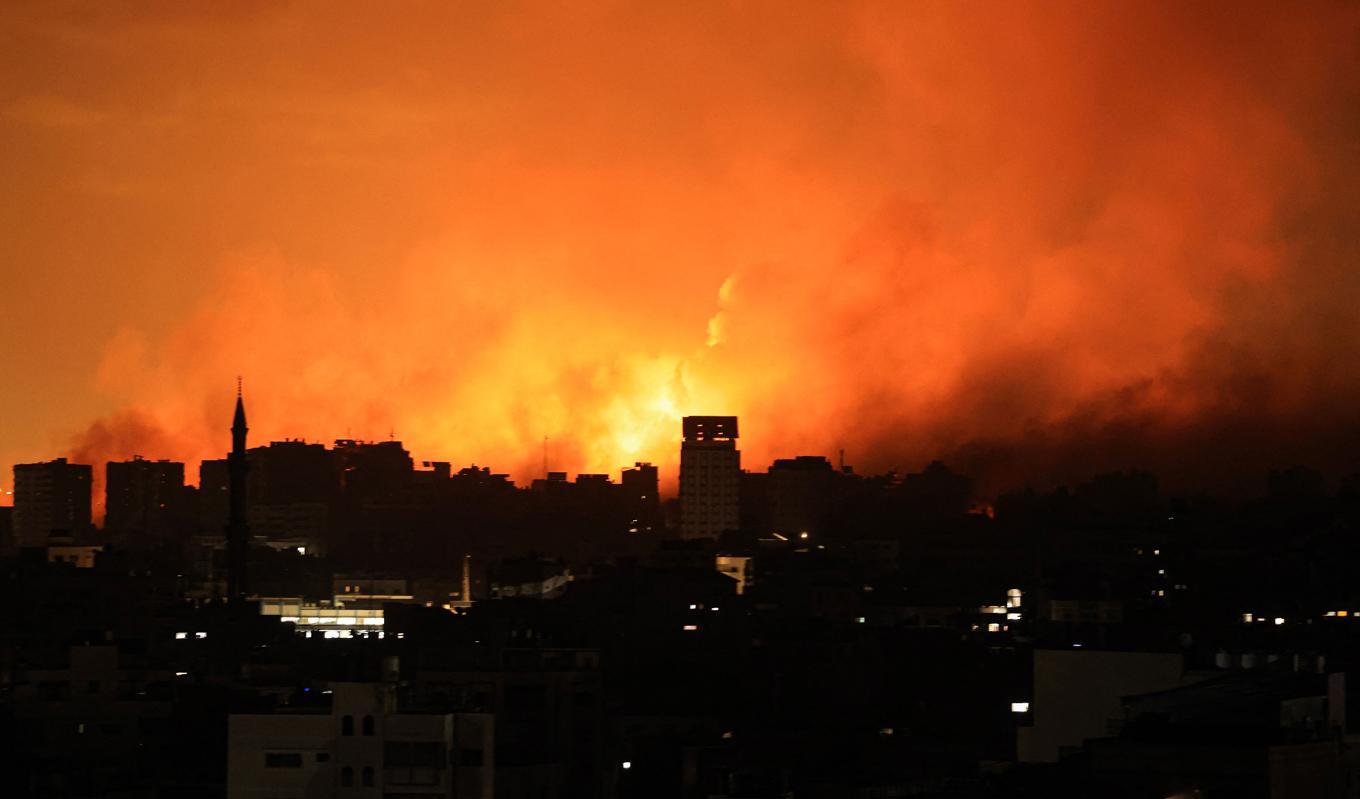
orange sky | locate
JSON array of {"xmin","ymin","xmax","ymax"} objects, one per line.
[{"xmin": 3, "ymin": 1, "xmax": 1359, "ymax": 503}]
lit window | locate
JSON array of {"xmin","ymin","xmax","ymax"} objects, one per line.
[
  {"xmin": 1274, "ymin": 617, "xmax": 1285, "ymax": 626},
  {"xmin": 1007, "ymin": 612, "xmax": 1022, "ymax": 620},
  {"xmin": 682, "ymin": 625, "xmax": 699, "ymax": 631},
  {"xmin": 1011, "ymin": 702, "xmax": 1030, "ymax": 713},
  {"xmin": 987, "ymin": 623, "xmax": 1001, "ymax": 632},
  {"xmin": 1242, "ymin": 613, "xmax": 1254, "ymax": 623},
  {"xmin": 621, "ymin": 761, "xmax": 632, "ymax": 770},
  {"xmin": 174, "ymin": 632, "xmax": 187, "ymax": 640}
]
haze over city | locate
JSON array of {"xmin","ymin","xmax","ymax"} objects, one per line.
[
  {"xmin": 8, "ymin": 4, "xmax": 1360, "ymax": 799},
  {"xmin": 4, "ymin": 1, "xmax": 1359, "ymax": 501}
]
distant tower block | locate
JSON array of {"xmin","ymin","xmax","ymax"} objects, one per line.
[
  {"xmin": 679, "ymin": 416, "xmax": 740, "ymax": 539},
  {"xmin": 12, "ymin": 458, "xmax": 92, "ymax": 548}
]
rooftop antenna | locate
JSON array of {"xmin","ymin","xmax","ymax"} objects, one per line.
[
  {"xmin": 839, "ymin": 448, "xmax": 845, "ymax": 472},
  {"xmin": 236, "ymin": 375, "xmax": 242, "ymax": 398},
  {"xmin": 542, "ymin": 436, "xmax": 548, "ymax": 477}
]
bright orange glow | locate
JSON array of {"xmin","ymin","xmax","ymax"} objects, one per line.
[{"xmin": 2, "ymin": 3, "xmax": 1359, "ymax": 504}]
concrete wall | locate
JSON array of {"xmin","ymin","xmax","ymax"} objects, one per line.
[{"xmin": 1017, "ymin": 649, "xmax": 1187, "ymax": 763}]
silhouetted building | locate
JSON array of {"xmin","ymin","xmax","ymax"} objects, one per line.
[
  {"xmin": 621, "ymin": 462, "xmax": 661, "ymax": 534},
  {"xmin": 679, "ymin": 416, "xmax": 740, "ymax": 539},
  {"xmin": 13, "ymin": 457, "xmax": 92, "ymax": 548},
  {"xmin": 228, "ymin": 387, "xmax": 251, "ymax": 600},
  {"xmin": 414, "ymin": 460, "xmax": 452, "ymax": 484},
  {"xmin": 739, "ymin": 470, "xmax": 769, "ymax": 534},
  {"xmin": 531, "ymin": 471, "xmax": 571, "ymax": 494},
  {"xmin": 251, "ymin": 439, "xmax": 336, "ymax": 505},
  {"xmin": 105, "ymin": 457, "xmax": 186, "ymax": 548},
  {"xmin": 200, "ymin": 440, "xmax": 337, "ymax": 549},
  {"xmin": 767, "ymin": 455, "xmax": 837, "ymax": 537},
  {"xmin": 199, "ymin": 457, "xmax": 230, "ymax": 533},
  {"xmin": 898, "ymin": 460, "xmax": 973, "ymax": 518},
  {"xmin": 0, "ymin": 505, "xmax": 13, "ymax": 556},
  {"xmin": 332, "ymin": 439, "xmax": 413, "ymax": 501}
]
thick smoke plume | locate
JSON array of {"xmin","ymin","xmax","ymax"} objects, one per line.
[{"xmin": 2, "ymin": 2, "xmax": 1358, "ymax": 498}]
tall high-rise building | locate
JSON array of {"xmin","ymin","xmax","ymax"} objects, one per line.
[
  {"xmin": 105, "ymin": 457, "xmax": 186, "ymax": 547},
  {"xmin": 679, "ymin": 416, "xmax": 740, "ymax": 539},
  {"xmin": 13, "ymin": 458, "xmax": 92, "ymax": 548}
]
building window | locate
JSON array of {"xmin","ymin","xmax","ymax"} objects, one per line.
[
  {"xmin": 265, "ymin": 752, "xmax": 303, "ymax": 768},
  {"xmin": 362, "ymin": 714, "xmax": 375, "ymax": 736},
  {"xmin": 316, "ymin": 752, "xmax": 330, "ymax": 763},
  {"xmin": 384, "ymin": 741, "xmax": 443, "ymax": 785},
  {"xmin": 341, "ymin": 766, "xmax": 353, "ymax": 786},
  {"xmin": 362, "ymin": 766, "xmax": 374, "ymax": 786},
  {"xmin": 342, "ymin": 715, "xmax": 354, "ymax": 736}
]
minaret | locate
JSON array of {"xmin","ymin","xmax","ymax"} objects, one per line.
[{"xmin": 227, "ymin": 378, "xmax": 250, "ymax": 601}]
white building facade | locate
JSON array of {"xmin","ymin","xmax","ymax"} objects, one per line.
[
  {"xmin": 679, "ymin": 416, "xmax": 740, "ymax": 539},
  {"xmin": 228, "ymin": 682, "xmax": 493, "ymax": 799}
]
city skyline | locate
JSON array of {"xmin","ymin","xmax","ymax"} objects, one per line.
[
  {"xmin": 5, "ymin": 5, "xmax": 1360, "ymax": 796},
  {"xmin": 4, "ymin": 383, "xmax": 1360, "ymax": 515}
]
